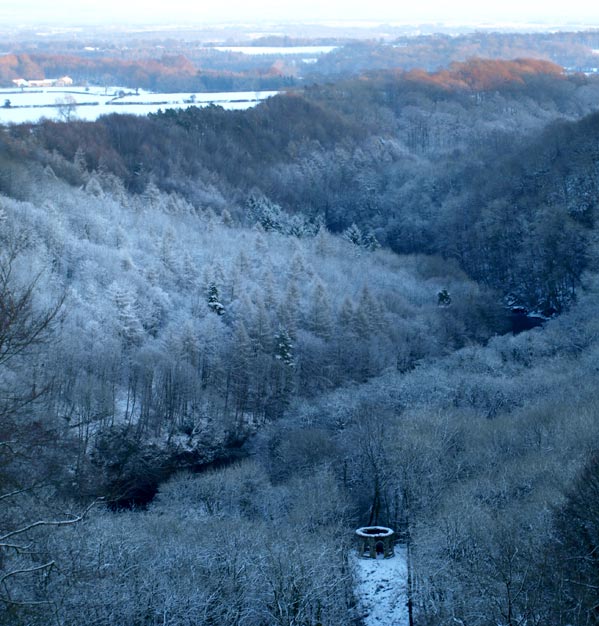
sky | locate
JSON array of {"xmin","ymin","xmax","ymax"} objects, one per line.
[{"xmin": 2, "ymin": 0, "xmax": 599, "ymax": 26}]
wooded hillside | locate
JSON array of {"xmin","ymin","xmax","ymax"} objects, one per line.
[{"xmin": 2, "ymin": 58, "xmax": 599, "ymax": 625}]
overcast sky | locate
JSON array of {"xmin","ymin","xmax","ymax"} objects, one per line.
[{"xmin": 2, "ymin": 0, "xmax": 599, "ymax": 26}]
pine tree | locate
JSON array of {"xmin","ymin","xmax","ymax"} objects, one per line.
[
  {"xmin": 111, "ymin": 283, "xmax": 144, "ymax": 347},
  {"xmin": 142, "ymin": 182, "xmax": 162, "ymax": 210},
  {"xmin": 342, "ymin": 223, "xmax": 363, "ymax": 246},
  {"xmin": 177, "ymin": 320, "xmax": 199, "ymax": 369},
  {"xmin": 221, "ymin": 208, "xmax": 233, "ymax": 227},
  {"xmin": 438, "ymin": 289, "xmax": 452, "ymax": 306},
  {"xmin": 84, "ymin": 175, "xmax": 104, "ymax": 198},
  {"xmin": 229, "ymin": 320, "xmax": 253, "ymax": 416},
  {"xmin": 289, "ymin": 252, "xmax": 306, "ymax": 281},
  {"xmin": 181, "ymin": 251, "xmax": 198, "ymax": 290},
  {"xmin": 309, "ymin": 281, "xmax": 333, "ymax": 339},
  {"xmin": 250, "ymin": 298, "xmax": 272, "ymax": 352},
  {"xmin": 271, "ymin": 326, "xmax": 295, "ymax": 418},
  {"xmin": 159, "ymin": 227, "xmax": 176, "ymax": 271},
  {"xmin": 235, "ymin": 250, "xmax": 250, "ymax": 275},
  {"xmin": 262, "ymin": 270, "xmax": 277, "ymax": 311},
  {"xmin": 339, "ymin": 297, "xmax": 355, "ymax": 330},
  {"xmin": 354, "ymin": 287, "xmax": 372, "ymax": 335},
  {"xmin": 274, "ymin": 327, "xmax": 294, "ymax": 367},
  {"xmin": 247, "ymin": 194, "xmax": 283, "ymax": 232},
  {"xmin": 314, "ymin": 226, "xmax": 330, "ymax": 256},
  {"xmin": 362, "ymin": 229, "xmax": 380, "ymax": 251},
  {"xmin": 279, "ymin": 280, "xmax": 301, "ymax": 339},
  {"xmin": 207, "ymin": 282, "xmax": 225, "ymax": 316},
  {"xmin": 254, "ymin": 232, "xmax": 268, "ymax": 256}
]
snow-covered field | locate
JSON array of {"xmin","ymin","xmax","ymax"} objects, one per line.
[
  {"xmin": 352, "ymin": 548, "xmax": 409, "ymax": 626},
  {"xmin": 209, "ymin": 45, "xmax": 338, "ymax": 55},
  {"xmin": 0, "ymin": 86, "xmax": 279, "ymax": 124}
]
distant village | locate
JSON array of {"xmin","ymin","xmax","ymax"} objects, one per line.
[{"xmin": 12, "ymin": 76, "xmax": 73, "ymax": 88}]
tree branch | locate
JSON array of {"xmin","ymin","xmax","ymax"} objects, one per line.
[
  {"xmin": 564, "ymin": 578, "xmax": 599, "ymax": 590},
  {"xmin": 0, "ymin": 498, "xmax": 102, "ymax": 545},
  {"xmin": 0, "ymin": 485, "xmax": 40, "ymax": 503},
  {"xmin": 0, "ymin": 561, "xmax": 55, "ymax": 587}
]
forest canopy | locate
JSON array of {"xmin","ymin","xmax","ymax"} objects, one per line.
[{"xmin": 2, "ymin": 56, "xmax": 599, "ymax": 625}]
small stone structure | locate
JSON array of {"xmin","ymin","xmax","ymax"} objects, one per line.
[{"xmin": 355, "ymin": 526, "xmax": 395, "ymax": 559}]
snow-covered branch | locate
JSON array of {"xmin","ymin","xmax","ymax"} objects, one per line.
[{"xmin": 0, "ymin": 499, "xmax": 102, "ymax": 546}]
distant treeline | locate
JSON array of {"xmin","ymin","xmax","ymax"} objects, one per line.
[
  {"xmin": 5, "ymin": 28, "xmax": 599, "ymax": 94},
  {"xmin": 0, "ymin": 52, "xmax": 296, "ymax": 92},
  {"xmin": 307, "ymin": 29, "xmax": 599, "ymax": 76}
]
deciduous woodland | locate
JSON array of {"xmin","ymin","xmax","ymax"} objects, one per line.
[{"xmin": 2, "ymin": 57, "xmax": 599, "ymax": 625}]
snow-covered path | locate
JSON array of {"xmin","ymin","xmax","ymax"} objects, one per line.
[{"xmin": 352, "ymin": 547, "xmax": 409, "ymax": 626}]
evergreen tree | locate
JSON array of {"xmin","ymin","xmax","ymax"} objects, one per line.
[
  {"xmin": 279, "ymin": 280, "xmax": 301, "ymax": 340},
  {"xmin": 177, "ymin": 320, "xmax": 200, "ymax": 369},
  {"xmin": 362, "ymin": 229, "xmax": 380, "ymax": 251},
  {"xmin": 142, "ymin": 181, "xmax": 163, "ymax": 210},
  {"xmin": 438, "ymin": 289, "xmax": 452, "ymax": 306},
  {"xmin": 270, "ymin": 326, "xmax": 295, "ymax": 418},
  {"xmin": 289, "ymin": 252, "xmax": 306, "ymax": 282},
  {"xmin": 180, "ymin": 251, "xmax": 198, "ymax": 290},
  {"xmin": 338, "ymin": 297, "xmax": 355, "ymax": 330},
  {"xmin": 274, "ymin": 327, "xmax": 294, "ymax": 367},
  {"xmin": 221, "ymin": 208, "xmax": 233, "ymax": 227},
  {"xmin": 229, "ymin": 320, "xmax": 253, "ymax": 417},
  {"xmin": 354, "ymin": 286, "xmax": 382, "ymax": 336},
  {"xmin": 247, "ymin": 194, "xmax": 284, "ymax": 232},
  {"xmin": 235, "ymin": 250, "xmax": 250, "ymax": 275},
  {"xmin": 309, "ymin": 281, "xmax": 333, "ymax": 339},
  {"xmin": 262, "ymin": 269, "xmax": 278, "ymax": 311},
  {"xmin": 111, "ymin": 283, "xmax": 144, "ymax": 347},
  {"xmin": 342, "ymin": 223, "xmax": 363, "ymax": 246},
  {"xmin": 159, "ymin": 227, "xmax": 176, "ymax": 272},
  {"xmin": 207, "ymin": 282, "xmax": 225, "ymax": 316},
  {"xmin": 250, "ymin": 298, "xmax": 273, "ymax": 353},
  {"xmin": 314, "ymin": 226, "xmax": 330, "ymax": 256}
]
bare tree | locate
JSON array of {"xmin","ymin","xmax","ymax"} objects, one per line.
[
  {"xmin": 0, "ymin": 245, "xmax": 64, "ymax": 363},
  {"xmin": 54, "ymin": 95, "xmax": 77, "ymax": 123},
  {"xmin": 0, "ymin": 240, "xmax": 91, "ymax": 620}
]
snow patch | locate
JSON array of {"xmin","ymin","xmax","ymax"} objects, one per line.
[
  {"xmin": 352, "ymin": 547, "xmax": 409, "ymax": 626},
  {"xmin": 356, "ymin": 526, "xmax": 394, "ymax": 538},
  {"xmin": 209, "ymin": 45, "xmax": 338, "ymax": 55}
]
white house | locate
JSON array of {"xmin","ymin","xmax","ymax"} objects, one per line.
[{"xmin": 11, "ymin": 76, "xmax": 74, "ymax": 88}]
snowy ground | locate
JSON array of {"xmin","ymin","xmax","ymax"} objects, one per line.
[
  {"xmin": 352, "ymin": 547, "xmax": 409, "ymax": 626},
  {"xmin": 209, "ymin": 45, "xmax": 338, "ymax": 55},
  {"xmin": 0, "ymin": 87, "xmax": 279, "ymax": 124}
]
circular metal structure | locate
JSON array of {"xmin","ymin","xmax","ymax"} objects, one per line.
[{"xmin": 355, "ymin": 526, "xmax": 395, "ymax": 559}]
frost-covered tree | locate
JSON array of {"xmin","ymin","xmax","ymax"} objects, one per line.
[
  {"xmin": 274, "ymin": 327, "xmax": 294, "ymax": 367},
  {"xmin": 247, "ymin": 194, "xmax": 284, "ymax": 232},
  {"xmin": 437, "ymin": 288, "xmax": 452, "ymax": 306},
  {"xmin": 207, "ymin": 281, "xmax": 225, "ymax": 316},
  {"xmin": 229, "ymin": 320, "xmax": 253, "ymax": 417},
  {"xmin": 342, "ymin": 222, "xmax": 363, "ymax": 246},
  {"xmin": 110, "ymin": 283, "xmax": 144, "ymax": 347},
  {"xmin": 309, "ymin": 281, "xmax": 333, "ymax": 339},
  {"xmin": 362, "ymin": 229, "xmax": 380, "ymax": 251}
]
